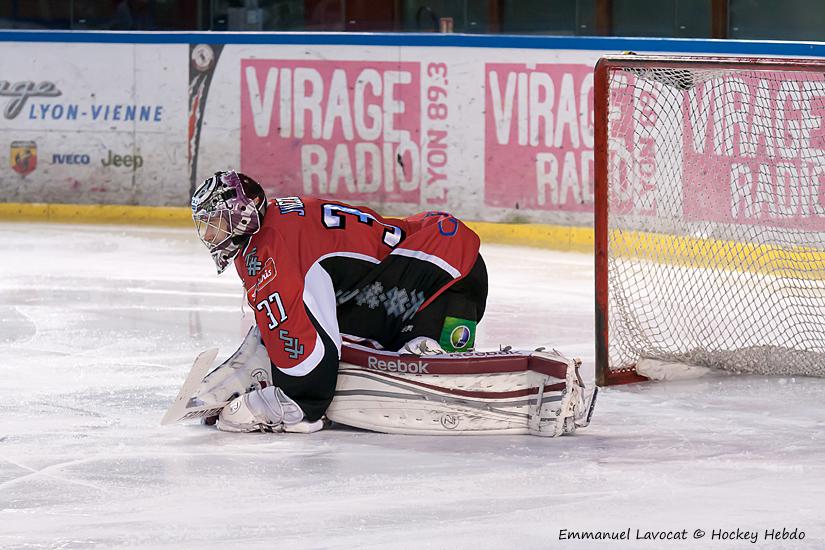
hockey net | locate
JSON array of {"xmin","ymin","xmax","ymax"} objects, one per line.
[{"xmin": 594, "ymin": 55, "xmax": 825, "ymax": 385}]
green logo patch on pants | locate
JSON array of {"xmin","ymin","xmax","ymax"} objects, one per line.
[{"xmin": 439, "ymin": 316, "xmax": 477, "ymax": 352}]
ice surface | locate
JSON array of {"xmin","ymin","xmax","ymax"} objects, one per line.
[{"xmin": 1, "ymin": 222, "xmax": 824, "ymax": 549}]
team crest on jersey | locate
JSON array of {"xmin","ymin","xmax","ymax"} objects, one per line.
[
  {"xmin": 279, "ymin": 329, "xmax": 304, "ymax": 359},
  {"xmin": 245, "ymin": 247, "xmax": 262, "ymax": 276},
  {"xmin": 275, "ymin": 196, "xmax": 305, "ymax": 216}
]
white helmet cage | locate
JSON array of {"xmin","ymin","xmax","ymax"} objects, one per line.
[{"xmin": 191, "ymin": 171, "xmax": 266, "ymax": 273}]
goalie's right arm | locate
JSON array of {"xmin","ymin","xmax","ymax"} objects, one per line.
[{"xmin": 237, "ymin": 235, "xmax": 341, "ymax": 423}]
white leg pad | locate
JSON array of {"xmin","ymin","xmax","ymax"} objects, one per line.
[{"xmin": 326, "ymin": 347, "xmax": 595, "ymax": 437}]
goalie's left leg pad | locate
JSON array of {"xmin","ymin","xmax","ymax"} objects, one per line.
[{"xmin": 326, "ymin": 344, "xmax": 594, "ymax": 436}]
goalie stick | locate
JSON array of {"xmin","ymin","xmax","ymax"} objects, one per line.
[{"xmin": 161, "ymin": 348, "xmax": 224, "ymax": 425}]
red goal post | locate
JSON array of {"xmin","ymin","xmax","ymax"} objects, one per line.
[{"xmin": 594, "ymin": 54, "xmax": 825, "ymax": 386}]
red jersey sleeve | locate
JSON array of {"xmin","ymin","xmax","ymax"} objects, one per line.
[
  {"xmin": 397, "ymin": 211, "xmax": 481, "ymax": 279},
  {"xmin": 236, "ymin": 230, "xmax": 323, "ymax": 376}
]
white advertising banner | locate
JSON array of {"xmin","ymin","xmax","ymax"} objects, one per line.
[
  {"xmin": 0, "ymin": 42, "xmax": 187, "ymax": 206},
  {"xmin": 2, "ymin": 35, "xmax": 821, "ymax": 231}
]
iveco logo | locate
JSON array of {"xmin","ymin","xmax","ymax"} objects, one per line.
[
  {"xmin": 367, "ymin": 356, "xmax": 429, "ymax": 374},
  {"xmin": 52, "ymin": 153, "xmax": 90, "ymax": 165}
]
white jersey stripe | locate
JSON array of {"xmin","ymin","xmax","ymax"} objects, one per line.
[
  {"xmin": 276, "ymin": 261, "xmax": 343, "ymax": 377},
  {"xmin": 389, "ymin": 248, "xmax": 461, "ymax": 279},
  {"xmin": 316, "ymin": 251, "xmax": 381, "ymax": 264}
]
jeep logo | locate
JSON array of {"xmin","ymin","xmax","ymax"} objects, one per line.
[
  {"xmin": 101, "ymin": 149, "xmax": 144, "ymax": 169},
  {"xmin": 367, "ymin": 356, "xmax": 429, "ymax": 374}
]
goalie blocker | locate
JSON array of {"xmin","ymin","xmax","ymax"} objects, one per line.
[{"xmin": 328, "ymin": 344, "xmax": 596, "ymax": 437}]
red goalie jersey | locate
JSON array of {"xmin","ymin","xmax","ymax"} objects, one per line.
[{"xmin": 233, "ymin": 197, "xmax": 486, "ymax": 420}]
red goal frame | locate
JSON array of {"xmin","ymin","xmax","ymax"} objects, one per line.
[{"xmin": 593, "ymin": 54, "xmax": 825, "ymax": 386}]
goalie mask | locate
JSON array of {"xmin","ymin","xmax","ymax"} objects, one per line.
[{"xmin": 192, "ymin": 170, "xmax": 266, "ymax": 274}]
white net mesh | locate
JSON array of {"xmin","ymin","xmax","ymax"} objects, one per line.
[{"xmin": 603, "ymin": 60, "xmax": 825, "ymax": 378}]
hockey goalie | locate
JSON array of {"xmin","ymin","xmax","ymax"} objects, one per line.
[{"xmin": 162, "ymin": 170, "xmax": 595, "ymax": 436}]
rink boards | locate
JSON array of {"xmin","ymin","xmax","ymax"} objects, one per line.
[{"xmin": 1, "ymin": 32, "xmax": 823, "ymax": 240}]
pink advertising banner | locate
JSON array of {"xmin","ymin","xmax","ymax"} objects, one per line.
[
  {"xmin": 241, "ymin": 59, "xmax": 422, "ymax": 203},
  {"xmin": 604, "ymin": 72, "xmax": 660, "ymax": 218},
  {"xmin": 682, "ymin": 73, "xmax": 825, "ymax": 231},
  {"xmin": 484, "ymin": 63, "xmax": 595, "ymax": 212}
]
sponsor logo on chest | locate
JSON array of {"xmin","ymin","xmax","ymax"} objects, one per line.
[{"xmin": 256, "ymin": 258, "xmax": 277, "ymax": 289}]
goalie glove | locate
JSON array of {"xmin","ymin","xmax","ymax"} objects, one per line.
[
  {"xmin": 216, "ymin": 386, "xmax": 323, "ymax": 434},
  {"xmin": 196, "ymin": 326, "xmax": 273, "ymax": 407},
  {"xmin": 399, "ymin": 336, "xmax": 447, "ymax": 356}
]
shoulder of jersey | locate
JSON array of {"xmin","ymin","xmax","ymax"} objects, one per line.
[{"xmin": 265, "ymin": 196, "xmax": 319, "ymax": 226}]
